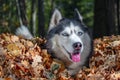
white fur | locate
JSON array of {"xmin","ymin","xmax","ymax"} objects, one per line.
[
  {"xmin": 16, "ymin": 25, "xmax": 33, "ymax": 39},
  {"xmin": 48, "ymin": 22, "xmax": 91, "ymax": 75},
  {"xmin": 47, "ymin": 9, "xmax": 92, "ymax": 76}
]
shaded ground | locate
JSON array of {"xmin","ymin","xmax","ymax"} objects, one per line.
[{"xmin": 0, "ymin": 33, "xmax": 120, "ymax": 80}]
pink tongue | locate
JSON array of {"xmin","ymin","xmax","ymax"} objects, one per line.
[{"xmin": 71, "ymin": 53, "xmax": 80, "ymax": 62}]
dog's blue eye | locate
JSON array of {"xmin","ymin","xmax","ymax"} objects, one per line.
[
  {"xmin": 62, "ymin": 33, "xmax": 69, "ymax": 37},
  {"xmin": 78, "ymin": 32, "xmax": 83, "ymax": 36}
]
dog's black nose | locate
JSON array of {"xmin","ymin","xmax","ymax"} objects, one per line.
[{"xmin": 73, "ymin": 42, "xmax": 82, "ymax": 50}]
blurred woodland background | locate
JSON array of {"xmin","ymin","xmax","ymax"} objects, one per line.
[{"xmin": 0, "ymin": 0, "xmax": 119, "ymax": 38}]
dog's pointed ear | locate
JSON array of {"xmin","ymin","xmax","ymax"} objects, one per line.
[
  {"xmin": 74, "ymin": 8, "xmax": 83, "ymax": 22},
  {"xmin": 48, "ymin": 9, "xmax": 62, "ymax": 32}
]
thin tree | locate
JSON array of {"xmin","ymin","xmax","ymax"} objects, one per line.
[
  {"xmin": 16, "ymin": 0, "xmax": 28, "ymax": 26},
  {"xmin": 116, "ymin": 0, "xmax": 120, "ymax": 34},
  {"xmin": 30, "ymin": 0, "xmax": 37, "ymax": 36},
  {"xmin": 38, "ymin": 0, "xmax": 45, "ymax": 37}
]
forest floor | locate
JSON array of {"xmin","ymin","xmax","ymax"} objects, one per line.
[{"xmin": 0, "ymin": 33, "xmax": 120, "ymax": 80}]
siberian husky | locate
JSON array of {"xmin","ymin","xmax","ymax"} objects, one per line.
[{"xmin": 16, "ymin": 9, "xmax": 93, "ymax": 76}]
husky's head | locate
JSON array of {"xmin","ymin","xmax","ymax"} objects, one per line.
[{"xmin": 47, "ymin": 9, "xmax": 91, "ymax": 65}]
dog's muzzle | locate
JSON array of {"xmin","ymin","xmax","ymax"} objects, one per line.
[
  {"xmin": 71, "ymin": 42, "xmax": 82, "ymax": 62},
  {"xmin": 63, "ymin": 42, "xmax": 82, "ymax": 62}
]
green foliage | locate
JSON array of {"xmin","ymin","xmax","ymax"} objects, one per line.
[
  {"xmin": 0, "ymin": 0, "xmax": 19, "ymax": 33},
  {"xmin": 0, "ymin": 0, "xmax": 94, "ymax": 35}
]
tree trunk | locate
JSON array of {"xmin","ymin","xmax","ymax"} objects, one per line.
[
  {"xmin": 38, "ymin": 0, "xmax": 45, "ymax": 37},
  {"xmin": 18, "ymin": 0, "xmax": 28, "ymax": 26},
  {"xmin": 106, "ymin": 0, "xmax": 116, "ymax": 35},
  {"xmin": 94, "ymin": 0, "xmax": 116, "ymax": 38},
  {"xmin": 30, "ymin": 0, "xmax": 37, "ymax": 36},
  {"xmin": 116, "ymin": 0, "xmax": 120, "ymax": 34}
]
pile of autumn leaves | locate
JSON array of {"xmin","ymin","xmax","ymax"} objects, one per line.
[{"xmin": 0, "ymin": 33, "xmax": 120, "ymax": 80}]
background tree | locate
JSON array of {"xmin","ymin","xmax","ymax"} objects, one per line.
[
  {"xmin": 38, "ymin": 0, "xmax": 45, "ymax": 37},
  {"xmin": 116, "ymin": 0, "xmax": 120, "ymax": 34},
  {"xmin": 2, "ymin": 0, "xmax": 120, "ymax": 38},
  {"xmin": 94, "ymin": 0, "xmax": 120, "ymax": 38},
  {"xmin": 17, "ymin": 0, "xmax": 28, "ymax": 26},
  {"xmin": 30, "ymin": 0, "xmax": 37, "ymax": 36}
]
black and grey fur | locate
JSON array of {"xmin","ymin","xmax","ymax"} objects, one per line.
[{"xmin": 46, "ymin": 9, "xmax": 92, "ymax": 75}]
